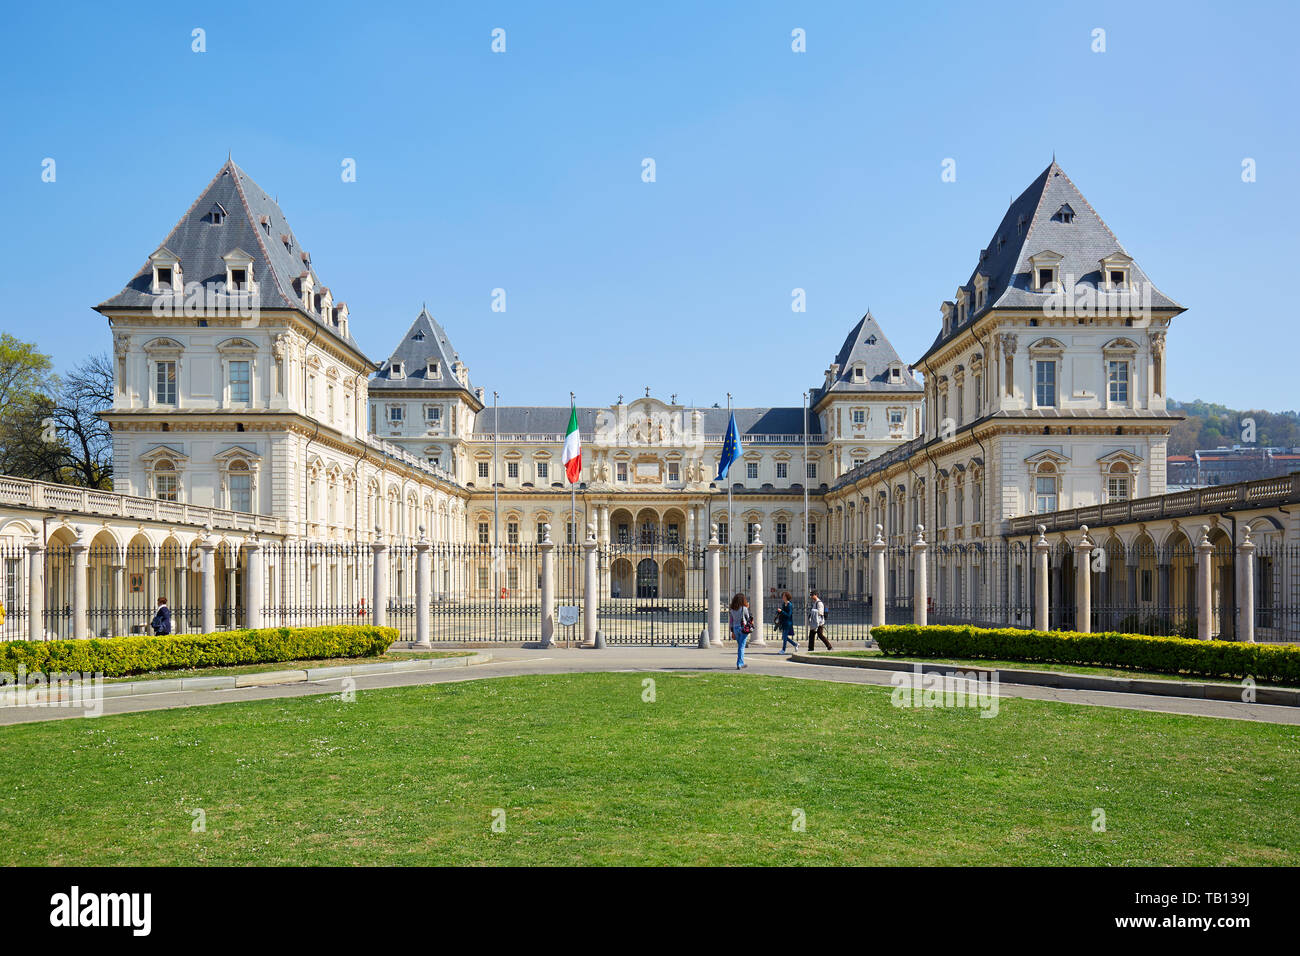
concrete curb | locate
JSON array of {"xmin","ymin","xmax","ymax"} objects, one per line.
[
  {"xmin": 791, "ymin": 654, "xmax": 1300, "ymax": 707},
  {"xmin": 0, "ymin": 653, "xmax": 493, "ymax": 705}
]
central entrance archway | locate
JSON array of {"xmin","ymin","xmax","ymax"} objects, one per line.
[{"xmin": 635, "ymin": 558, "xmax": 659, "ymax": 599}]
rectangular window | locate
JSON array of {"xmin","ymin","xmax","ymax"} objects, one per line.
[
  {"xmin": 229, "ymin": 361, "xmax": 250, "ymax": 403},
  {"xmin": 888, "ymin": 409, "xmax": 904, "ymax": 428},
  {"xmin": 746, "ymin": 462, "xmax": 759, "ymax": 480},
  {"xmin": 1038, "ymin": 268, "xmax": 1055, "ymax": 289},
  {"xmin": 617, "ymin": 523, "xmax": 630, "ymax": 544},
  {"xmin": 229, "ymin": 474, "xmax": 252, "ymax": 512},
  {"xmin": 425, "ymin": 405, "xmax": 441, "ymax": 423},
  {"xmin": 477, "ymin": 566, "xmax": 489, "ymax": 589},
  {"xmin": 507, "ymin": 522, "xmax": 519, "ymax": 544},
  {"xmin": 507, "ymin": 567, "xmax": 519, "ymax": 590},
  {"xmin": 477, "ymin": 462, "xmax": 489, "ymax": 479},
  {"xmin": 666, "ymin": 523, "xmax": 680, "ymax": 545},
  {"xmin": 747, "ymin": 522, "xmax": 758, "ymax": 544},
  {"xmin": 155, "ymin": 361, "xmax": 177, "ymax": 405},
  {"xmin": 388, "ymin": 405, "xmax": 403, "ymax": 423},
  {"xmin": 807, "ymin": 523, "xmax": 816, "ymax": 545},
  {"xmin": 478, "ymin": 522, "xmax": 490, "ymax": 544},
  {"xmin": 806, "ymin": 463, "xmax": 817, "ymax": 479},
  {"xmin": 852, "ymin": 458, "xmax": 866, "ymax": 469},
  {"xmin": 717, "ymin": 521, "xmax": 729, "ymax": 544},
  {"xmin": 1035, "ymin": 476, "xmax": 1057, "ymax": 513},
  {"xmin": 668, "ymin": 462, "xmax": 680, "ymax": 483},
  {"xmin": 156, "ymin": 473, "xmax": 178, "ymax": 502},
  {"xmin": 775, "ymin": 521, "xmax": 788, "ymax": 545},
  {"xmin": 776, "ymin": 462, "xmax": 788, "ymax": 480},
  {"xmin": 851, "ymin": 409, "xmax": 865, "ymax": 424},
  {"xmin": 1035, "ymin": 361, "xmax": 1057, "ymax": 407},
  {"xmin": 536, "ymin": 461, "xmax": 549, "ymax": 481},
  {"xmin": 1107, "ymin": 477, "xmax": 1130, "ymax": 501},
  {"xmin": 536, "ymin": 521, "xmax": 546, "ymax": 544},
  {"xmin": 326, "ymin": 384, "xmax": 334, "ymax": 419},
  {"xmin": 1107, "ymin": 360, "xmax": 1129, "ymax": 404},
  {"xmin": 507, "ymin": 462, "xmax": 519, "ymax": 479},
  {"xmin": 616, "ymin": 462, "xmax": 628, "ymax": 483},
  {"xmin": 566, "ymin": 522, "xmax": 576, "ymax": 545}
]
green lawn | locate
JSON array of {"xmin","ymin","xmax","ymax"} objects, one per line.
[
  {"xmin": 0, "ymin": 673, "xmax": 1295, "ymax": 866},
  {"xmin": 813, "ymin": 650, "xmax": 1300, "ymax": 688},
  {"xmin": 105, "ymin": 650, "xmax": 475, "ymax": 683}
]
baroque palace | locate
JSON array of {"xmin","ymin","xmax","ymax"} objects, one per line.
[{"xmin": 2, "ymin": 157, "xmax": 1296, "ymax": 642}]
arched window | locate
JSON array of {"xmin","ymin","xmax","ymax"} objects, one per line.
[{"xmin": 155, "ymin": 460, "xmax": 178, "ymax": 502}]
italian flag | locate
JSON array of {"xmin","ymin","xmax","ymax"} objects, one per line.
[{"xmin": 562, "ymin": 402, "xmax": 582, "ymax": 483}]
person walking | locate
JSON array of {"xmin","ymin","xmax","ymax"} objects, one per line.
[
  {"xmin": 777, "ymin": 590, "xmax": 798, "ymax": 654},
  {"xmin": 729, "ymin": 592, "xmax": 753, "ymax": 669},
  {"xmin": 150, "ymin": 596, "xmax": 172, "ymax": 636},
  {"xmin": 807, "ymin": 589, "xmax": 831, "ymax": 651}
]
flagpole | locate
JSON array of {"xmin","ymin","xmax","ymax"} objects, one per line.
[
  {"xmin": 570, "ymin": 391, "xmax": 577, "ymax": 619},
  {"xmin": 803, "ymin": 390, "xmax": 810, "ymax": 631},
  {"xmin": 493, "ymin": 390, "xmax": 499, "ymax": 644},
  {"xmin": 726, "ymin": 392, "xmax": 733, "ymax": 553}
]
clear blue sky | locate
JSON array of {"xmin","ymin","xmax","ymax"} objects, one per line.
[{"xmin": 1, "ymin": 0, "xmax": 1295, "ymax": 412}]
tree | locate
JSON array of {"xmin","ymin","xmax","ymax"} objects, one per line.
[
  {"xmin": 0, "ymin": 334, "xmax": 60, "ymax": 479},
  {"xmin": 51, "ymin": 353, "xmax": 114, "ymax": 489}
]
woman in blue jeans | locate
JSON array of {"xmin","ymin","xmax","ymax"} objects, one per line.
[
  {"xmin": 729, "ymin": 592, "xmax": 753, "ymax": 669},
  {"xmin": 777, "ymin": 591, "xmax": 798, "ymax": 654}
]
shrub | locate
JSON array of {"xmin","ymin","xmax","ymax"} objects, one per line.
[
  {"xmin": 872, "ymin": 624, "xmax": 1300, "ymax": 684},
  {"xmin": 0, "ymin": 626, "xmax": 397, "ymax": 679}
]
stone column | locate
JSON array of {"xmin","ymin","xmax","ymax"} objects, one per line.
[
  {"xmin": 244, "ymin": 536, "xmax": 264, "ymax": 630},
  {"xmin": 198, "ymin": 534, "xmax": 217, "ymax": 635},
  {"xmin": 414, "ymin": 531, "xmax": 432, "ymax": 648},
  {"xmin": 1074, "ymin": 527, "xmax": 1093, "ymax": 634},
  {"xmin": 1236, "ymin": 526, "xmax": 1255, "ymax": 643},
  {"xmin": 1033, "ymin": 524, "xmax": 1050, "ymax": 632},
  {"xmin": 1196, "ymin": 525, "xmax": 1213, "ymax": 640},
  {"xmin": 912, "ymin": 525, "xmax": 928, "ymax": 627},
  {"xmin": 71, "ymin": 536, "xmax": 89, "ymax": 640},
  {"xmin": 26, "ymin": 540, "xmax": 44, "ymax": 642},
  {"xmin": 112, "ymin": 558, "xmax": 126, "ymax": 637},
  {"xmin": 371, "ymin": 532, "xmax": 388, "ymax": 627},
  {"xmin": 748, "ymin": 522, "xmax": 766, "ymax": 646},
  {"xmin": 582, "ymin": 524, "xmax": 599, "ymax": 647},
  {"xmin": 146, "ymin": 548, "xmax": 159, "ymax": 616},
  {"xmin": 225, "ymin": 557, "xmax": 238, "ymax": 628},
  {"xmin": 870, "ymin": 524, "xmax": 886, "ymax": 629},
  {"xmin": 538, "ymin": 523, "xmax": 555, "ymax": 648},
  {"xmin": 707, "ymin": 524, "xmax": 723, "ymax": 646},
  {"xmin": 176, "ymin": 555, "xmax": 188, "ymax": 634}
]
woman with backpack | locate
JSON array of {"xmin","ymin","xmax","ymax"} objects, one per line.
[
  {"xmin": 729, "ymin": 592, "xmax": 753, "ymax": 670},
  {"xmin": 776, "ymin": 591, "xmax": 798, "ymax": 654}
]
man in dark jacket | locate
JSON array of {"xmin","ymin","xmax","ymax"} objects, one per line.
[{"xmin": 151, "ymin": 597, "xmax": 172, "ymax": 636}]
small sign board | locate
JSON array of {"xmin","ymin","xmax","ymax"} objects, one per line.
[{"xmin": 557, "ymin": 605, "xmax": 580, "ymax": 627}]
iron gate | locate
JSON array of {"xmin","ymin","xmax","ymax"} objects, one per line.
[{"xmin": 598, "ymin": 538, "xmax": 706, "ymax": 645}]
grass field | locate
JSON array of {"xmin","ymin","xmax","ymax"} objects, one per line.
[
  {"xmin": 0, "ymin": 673, "xmax": 1295, "ymax": 866},
  {"xmin": 103, "ymin": 650, "xmax": 474, "ymax": 684}
]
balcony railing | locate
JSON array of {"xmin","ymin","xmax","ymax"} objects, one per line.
[
  {"xmin": 0, "ymin": 475, "xmax": 284, "ymax": 535},
  {"xmin": 1006, "ymin": 471, "xmax": 1300, "ymax": 536}
]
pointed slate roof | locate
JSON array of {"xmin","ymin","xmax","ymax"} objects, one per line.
[
  {"xmin": 97, "ymin": 159, "xmax": 363, "ymax": 352},
  {"xmin": 814, "ymin": 312, "xmax": 923, "ymax": 404},
  {"xmin": 919, "ymin": 162, "xmax": 1183, "ymax": 362},
  {"xmin": 370, "ymin": 307, "xmax": 473, "ymax": 393}
]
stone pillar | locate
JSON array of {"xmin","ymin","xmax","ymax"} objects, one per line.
[
  {"xmin": 748, "ymin": 523, "xmax": 766, "ymax": 646},
  {"xmin": 1033, "ymin": 524, "xmax": 1050, "ymax": 632},
  {"xmin": 71, "ymin": 536, "xmax": 89, "ymax": 640},
  {"xmin": 1237, "ymin": 526, "xmax": 1255, "ymax": 643},
  {"xmin": 1074, "ymin": 527, "xmax": 1093, "ymax": 634},
  {"xmin": 244, "ymin": 536, "xmax": 264, "ymax": 630},
  {"xmin": 25, "ymin": 540, "xmax": 44, "ymax": 642},
  {"xmin": 1196, "ymin": 525, "xmax": 1213, "ymax": 640},
  {"xmin": 414, "ymin": 531, "xmax": 432, "ymax": 648},
  {"xmin": 176, "ymin": 555, "xmax": 188, "ymax": 634},
  {"xmin": 371, "ymin": 532, "xmax": 388, "ymax": 627},
  {"xmin": 146, "ymin": 549, "xmax": 159, "ymax": 616},
  {"xmin": 870, "ymin": 524, "xmax": 886, "ymax": 629},
  {"xmin": 198, "ymin": 534, "xmax": 217, "ymax": 635},
  {"xmin": 912, "ymin": 525, "xmax": 928, "ymax": 627},
  {"xmin": 112, "ymin": 559, "xmax": 126, "ymax": 637},
  {"xmin": 538, "ymin": 523, "xmax": 555, "ymax": 648},
  {"xmin": 226, "ymin": 557, "xmax": 238, "ymax": 628},
  {"xmin": 707, "ymin": 524, "xmax": 723, "ymax": 646},
  {"xmin": 582, "ymin": 524, "xmax": 599, "ymax": 646}
]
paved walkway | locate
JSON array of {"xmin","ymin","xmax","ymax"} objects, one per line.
[{"xmin": 2, "ymin": 644, "xmax": 1297, "ymax": 726}]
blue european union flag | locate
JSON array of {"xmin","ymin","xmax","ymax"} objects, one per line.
[{"xmin": 714, "ymin": 412, "xmax": 742, "ymax": 481}]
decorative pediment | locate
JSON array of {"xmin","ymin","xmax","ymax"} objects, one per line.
[
  {"xmin": 214, "ymin": 445, "xmax": 262, "ymax": 467},
  {"xmin": 1096, "ymin": 449, "xmax": 1143, "ymax": 468},
  {"xmin": 1024, "ymin": 449, "xmax": 1070, "ymax": 470},
  {"xmin": 143, "ymin": 336, "xmax": 183, "ymax": 354},
  {"xmin": 140, "ymin": 444, "xmax": 188, "ymax": 466},
  {"xmin": 217, "ymin": 337, "xmax": 257, "ymax": 354}
]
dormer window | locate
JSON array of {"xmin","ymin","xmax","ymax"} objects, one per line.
[
  {"xmin": 208, "ymin": 203, "xmax": 227, "ymax": 225},
  {"xmin": 889, "ymin": 365, "xmax": 902, "ymax": 384},
  {"xmin": 865, "ymin": 334, "xmax": 877, "ymax": 345},
  {"xmin": 1100, "ymin": 253, "xmax": 1133, "ymax": 290},
  {"xmin": 427, "ymin": 360, "xmax": 440, "ymax": 378},
  {"xmin": 1028, "ymin": 250, "xmax": 1064, "ymax": 291},
  {"xmin": 1053, "ymin": 203, "xmax": 1075, "ymax": 223},
  {"xmin": 149, "ymin": 248, "xmax": 182, "ymax": 294},
  {"xmin": 281, "ymin": 234, "xmax": 292, "ymax": 251},
  {"xmin": 853, "ymin": 365, "xmax": 865, "ymax": 382},
  {"xmin": 259, "ymin": 214, "xmax": 270, "ymax": 234},
  {"xmin": 390, "ymin": 362, "xmax": 405, "ymax": 378},
  {"xmin": 412, "ymin": 330, "xmax": 425, "ymax": 341},
  {"xmin": 1017, "ymin": 215, "xmax": 1027, "ymax": 235},
  {"xmin": 222, "ymin": 250, "xmax": 257, "ymax": 294}
]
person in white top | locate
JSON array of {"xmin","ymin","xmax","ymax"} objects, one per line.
[{"xmin": 806, "ymin": 590, "xmax": 832, "ymax": 651}]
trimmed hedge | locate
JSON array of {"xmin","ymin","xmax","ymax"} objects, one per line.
[
  {"xmin": 872, "ymin": 624, "xmax": 1300, "ymax": 684},
  {"xmin": 0, "ymin": 626, "xmax": 397, "ymax": 679}
]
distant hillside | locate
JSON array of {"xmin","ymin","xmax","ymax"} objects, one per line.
[{"xmin": 1168, "ymin": 400, "xmax": 1300, "ymax": 456}]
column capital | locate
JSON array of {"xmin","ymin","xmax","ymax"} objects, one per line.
[{"xmin": 1033, "ymin": 523, "xmax": 1050, "ymax": 552}]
